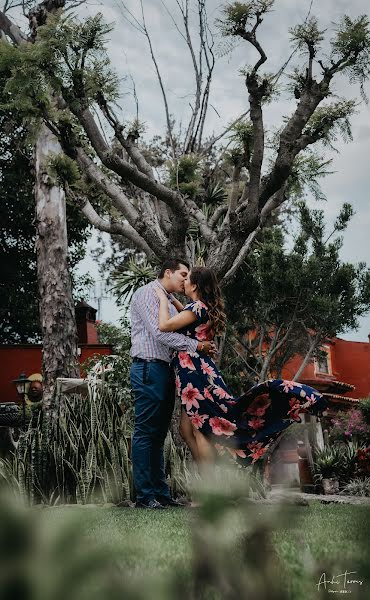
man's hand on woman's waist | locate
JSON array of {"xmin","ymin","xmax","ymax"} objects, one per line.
[{"xmin": 197, "ymin": 340, "xmax": 217, "ymax": 358}]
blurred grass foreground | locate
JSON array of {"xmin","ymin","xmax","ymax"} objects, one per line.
[{"xmin": 0, "ymin": 465, "xmax": 369, "ymax": 600}]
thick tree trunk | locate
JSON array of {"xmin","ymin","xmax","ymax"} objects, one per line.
[{"xmin": 35, "ymin": 123, "xmax": 79, "ymax": 408}]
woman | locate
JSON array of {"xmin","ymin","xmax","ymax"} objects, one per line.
[{"xmin": 155, "ymin": 266, "xmax": 327, "ymax": 467}]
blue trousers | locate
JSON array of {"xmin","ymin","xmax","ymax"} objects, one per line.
[{"xmin": 130, "ymin": 361, "xmax": 175, "ymax": 503}]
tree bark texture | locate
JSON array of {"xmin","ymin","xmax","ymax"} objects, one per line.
[{"xmin": 35, "ymin": 123, "xmax": 79, "ymax": 407}]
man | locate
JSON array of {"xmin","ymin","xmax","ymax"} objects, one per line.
[{"xmin": 130, "ymin": 257, "xmax": 216, "ymax": 509}]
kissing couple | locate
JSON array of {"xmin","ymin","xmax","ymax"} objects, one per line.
[{"xmin": 130, "ymin": 257, "xmax": 326, "ymax": 509}]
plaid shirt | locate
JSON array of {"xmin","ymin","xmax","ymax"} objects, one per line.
[{"xmin": 130, "ymin": 279, "xmax": 198, "ymax": 362}]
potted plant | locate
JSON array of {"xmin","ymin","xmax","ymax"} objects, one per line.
[{"xmin": 313, "ymin": 445, "xmax": 343, "ymax": 494}]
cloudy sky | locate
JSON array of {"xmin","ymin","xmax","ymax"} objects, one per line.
[{"xmin": 55, "ymin": 0, "xmax": 370, "ymax": 340}]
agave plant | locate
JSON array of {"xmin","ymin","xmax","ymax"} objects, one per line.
[
  {"xmin": 8, "ymin": 381, "xmax": 194, "ymax": 505},
  {"xmin": 313, "ymin": 445, "xmax": 343, "ymax": 481},
  {"xmin": 338, "ymin": 441, "xmax": 362, "ymax": 483},
  {"xmin": 341, "ymin": 476, "xmax": 370, "ymax": 497},
  {"xmin": 10, "ymin": 385, "xmax": 133, "ymax": 505},
  {"xmin": 112, "ymin": 256, "xmax": 157, "ymax": 307}
]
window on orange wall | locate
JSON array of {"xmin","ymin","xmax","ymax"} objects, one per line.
[{"xmin": 314, "ymin": 345, "xmax": 332, "ymax": 375}]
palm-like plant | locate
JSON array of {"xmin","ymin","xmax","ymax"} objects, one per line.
[
  {"xmin": 313, "ymin": 445, "xmax": 343, "ymax": 480},
  {"xmin": 112, "ymin": 256, "xmax": 157, "ymax": 307}
]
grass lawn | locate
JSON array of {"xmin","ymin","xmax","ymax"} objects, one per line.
[{"xmin": 45, "ymin": 501, "xmax": 370, "ymax": 599}]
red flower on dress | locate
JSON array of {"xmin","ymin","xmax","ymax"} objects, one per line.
[
  {"xmin": 192, "ymin": 300, "xmax": 208, "ymax": 316},
  {"xmin": 190, "ymin": 412, "xmax": 208, "ymax": 429},
  {"xmin": 178, "ymin": 352, "xmax": 196, "ymax": 370},
  {"xmin": 209, "ymin": 416, "xmax": 237, "ymax": 436},
  {"xmin": 181, "ymin": 383, "xmax": 204, "ymax": 411},
  {"xmin": 195, "ymin": 323, "xmax": 210, "ymax": 340},
  {"xmin": 248, "ymin": 417, "xmax": 265, "ymax": 430},
  {"xmin": 213, "ymin": 386, "xmax": 232, "ymax": 399},
  {"xmin": 203, "ymin": 388, "xmax": 214, "ymax": 401},
  {"xmin": 280, "ymin": 380, "xmax": 296, "ymax": 393},
  {"xmin": 200, "ymin": 359, "xmax": 216, "ymax": 378},
  {"xmin": 214, "ymin": 443, "xmax": 226, "ymax": 455},
  {"xmin": 219, "ymin": 404, "xmax": 228, "ymax": 413},
  {"xmin": 227, "ymin": 448, "xmax": 247, "ymax": 459},
  {"xmin": 245, "ymin": 393, "xmax": 271, "ymax": 416},
  {"xmin": 246, "ymin": 442, "xmax": 268, "ymax": 463},
  {"xmin": 287, "ymin": 398, "xmax": 301, "ymax": 421},
  {"xmin": 302, "ymin": 393, "xmax": 317, "ymax": 407}
]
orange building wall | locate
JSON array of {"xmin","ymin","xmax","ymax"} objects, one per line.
[
  {"xmin": 0, "ymin": 344, "xmax": 112, "ymax": 404},
  {"xmin": 332, "ymin": 338, "xmax": 370, "ymax": 399},
  {"xmin": 281, "ymin": 354, "xmax": 317, "ymax": 381},
  {"xmin": 281, "ymin": 337, "xmax": 370, "ymax": 400}
]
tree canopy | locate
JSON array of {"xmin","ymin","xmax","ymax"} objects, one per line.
[
  {"xmin": 222, "ymin": 203, "xmax": 370, "ymax": 389},
  {"xmin": 0, "ymin": 0, "xmax": 369, "ymax": 284},
  {"xmin": 0, "ymin": 67, "xmax": 91, "ymax": 344}
]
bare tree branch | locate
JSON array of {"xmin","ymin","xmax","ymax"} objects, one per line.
[
  {"xmin": 208, "ymin": 204, "xmax": 227, "ymax": 229},
  {"xmin": 0, "ymin": 8, "xmax": 28, "ymax": 43},
  {"xmin": 66, "ymin": 185, "xmax": 155, "ymax": 258}
]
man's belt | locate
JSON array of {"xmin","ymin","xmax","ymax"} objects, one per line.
[{"xmin": 132, "ymin": 357, "xmax": 170, "ymax": 366}]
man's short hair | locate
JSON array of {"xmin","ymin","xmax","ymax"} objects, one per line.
[{"xmin": 158, "ymin": 258, "xmax": 190, "ymax": 279}]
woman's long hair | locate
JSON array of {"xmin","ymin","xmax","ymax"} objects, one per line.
[{"xmin": 189, "ymin": 267, "xmax": 226, "ymax": 336}]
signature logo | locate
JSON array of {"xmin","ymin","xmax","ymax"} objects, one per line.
[{"xmin": 317, "ymin": 570, "xmax": 363, "ymax": 593}]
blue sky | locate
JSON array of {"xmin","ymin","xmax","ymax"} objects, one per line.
[{"xmin": 68, "ymin": 0, "xmax": 370, "ymax": 340}]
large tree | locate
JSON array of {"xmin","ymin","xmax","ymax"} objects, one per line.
[
  {"xmin": 0, "ymin": 70, "xmax": 91, "ymax": 344},
  {"xmin": 221, "ymin": 204, "xmax": 370, "ymax": 391},
  {"xmin": 1, "ymin": 0, "xmax": 369, "ymax": 286},
  {"xmin": 0, "ymin": 0, "xmax": 92, "ymax": 406}
]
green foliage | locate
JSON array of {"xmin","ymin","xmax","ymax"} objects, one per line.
[
  {"xmin": 12, "ymin": 388, "xmax": 132, "ymax": 505},
  {"xmin": 303, "ymin": 99, "xmax": 357, "ymax": 149},
  {"xmin": 341, "ymin": 477, "xmax": 370, "ymax": 497},
  {"xmin": 313, "ymin": 442, "xmax": 367, "ymax": 484},
  {"xmin": 0, "ymin": 69, "xmax": 91, "ymax": 343},
  {"xmin": 82, "ymin": 349, "xmax": 133, "ymax": 425},
  {"xmin": 97, "ymin": 320, "xmax": 131, "ymax": 355},
  {"xmin": 359, "ymin": 396, "xmax": 370, "ymax": 426},
  {"xmin": 168, "ymin": 154, "xmax": 203, "ymax": 198},
  {"xmin": 287, "ymin": 151, "xmax": 334, "ymax": 202},
  {"xmin": 218, "ymin": 1, "xmax": 275, "ymax": 37},
  {"xmin": 0, "ymin": 13, "xmax": 119, "ymax": 123},
  {"xmin": 329, "ymin": 409, "xmax": 370, "ymax": 446},
  {"xmin": 9, "ymin": 380, "xmax": 191, "ymax": 505},
  {"xmin": 313, "ymin": 444, "xmax": 344, "ymax": 480},
  {"xmin": 222, "ymin": 205, "xmax": 370, "ymax": 385},
  {"xmin": 48, "ymin": 153, "xmax": 81, "ymax": 186},
  {"xmin": 228, "ymin": 119, "xmax": 254, "ymax": 159},
  {"xmin": 0, "ymin": 488, "xmax": 368, "ymax": 600},
  {"xmin": 331, "ymin": 15, "xmax": 370, "ymax": 93},
  {"xmin": 111, "ymin": 256, "xmax": 157, "ymax": 308},
  {"xmin": 289, "ymin": 17, "xmax": 325, "ymax": 53}
]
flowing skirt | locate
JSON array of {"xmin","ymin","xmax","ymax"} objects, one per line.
[{"xmin": 172, "ymin": 350, "xmax": 327, "ymax": 465}]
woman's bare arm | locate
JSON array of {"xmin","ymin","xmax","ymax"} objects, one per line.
[
  {"xmin": 171, "ymin": 297, "xmax": 185, "ymax": 312},
  {"xmin": 156, "ymin": 291, "xmax": 197, "ymax": 332}
]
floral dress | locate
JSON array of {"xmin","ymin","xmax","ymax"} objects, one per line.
[{"xmin": 172, "ymin": 300, "xmax": 327, "ymax": 466}]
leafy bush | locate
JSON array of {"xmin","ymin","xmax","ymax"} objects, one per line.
[
  {"xmin": 359, "ymin": 396, "xmax": 370, "ymax": 426},
  {"xmin": 12, "ymin": 386, "xmax": 132, "ymax": 505},
  {"xmin": 341, "ymin": 477, "xmax": 370, "ymax": 497},
  {"xmin": 8, "ymin": 383, "xmax": 193, "ymax": 506},
  {"xmin": 329, "ymin": 409, "xmax": 370, "ymax": 445},
  {"xmin": 356, "ymin": 446, "xmax": 370, "ymax": 478},
  {"xmin": 313, "ymin": 445, "xmax": 343, "ymax": 480}
]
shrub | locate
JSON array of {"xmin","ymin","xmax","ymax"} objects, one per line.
[
  {"xmin": 356, "ymin": 446, "xmax": 370, "ymax": 478},
  {"xmin": 9, "ymin": 383, "xmax": 194, "ymax": 506},
  {"xmin": 341, "ymin": 477, "xmax": 370, "ymax": 497},
  {"xmin": 329, "ymin": 408, "xmax": 370, "ymax": 445},
  {"xmin": 313, "ymin": 445, "xmax": 343, "ymax": 480},
  {"xmin": 359, "ymin": 396, "xmax": 370, "ymax": 426}
]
